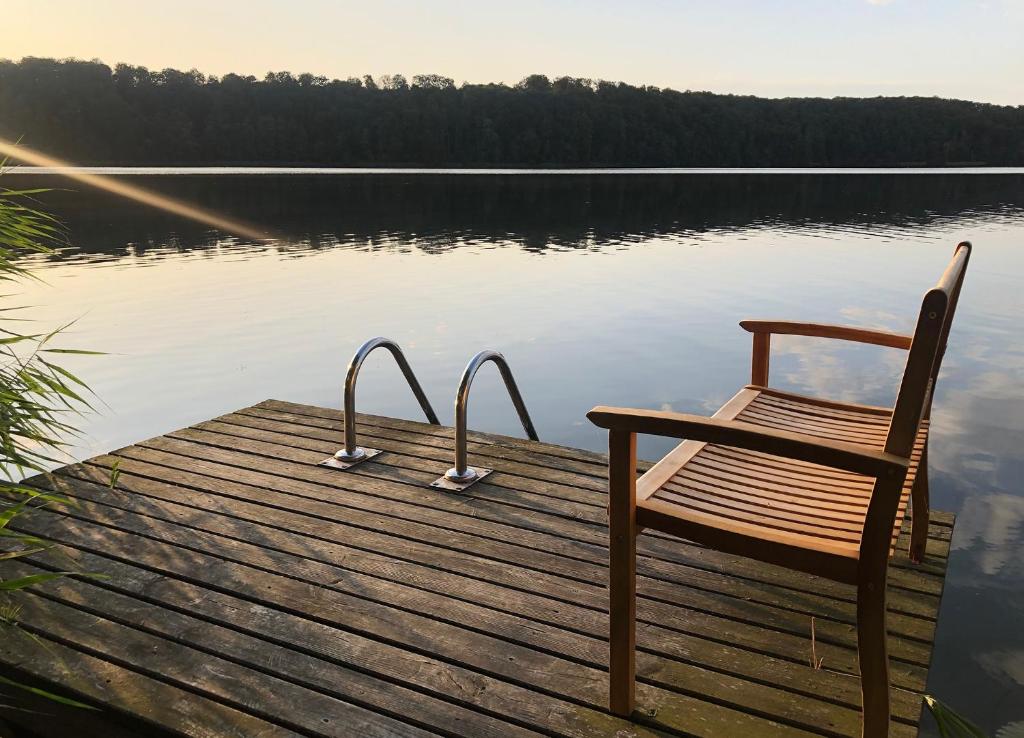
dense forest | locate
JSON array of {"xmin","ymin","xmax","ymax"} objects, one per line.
[{"xmin": 1, "ymin": 57, "xmax": 1022, "ymax": 167}]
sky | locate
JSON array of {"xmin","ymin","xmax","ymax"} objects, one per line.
[{"xmin": 4, "ymin": 0, "xmax": 1023, "ymax": 105}]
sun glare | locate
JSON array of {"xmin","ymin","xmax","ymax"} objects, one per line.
[{"xmin": 0, "ymin": 137, "xmax": 274, "ymax": 242}]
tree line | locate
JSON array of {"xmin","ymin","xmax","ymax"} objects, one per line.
[{"xmin": 1, "ymin": 57, "xmax": 1022, "ymax": 167}]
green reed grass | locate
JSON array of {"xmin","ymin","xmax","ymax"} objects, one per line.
[{"xmin": 0, "ymin": 162, "xmax": 100, "ymax": 711}]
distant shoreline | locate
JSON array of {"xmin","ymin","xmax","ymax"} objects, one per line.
[
  {"xmin": 10, "ymin": 166, "xmax": 1024, "ymax": 176},
  {"xmin": 5, "ymin": 60, "xmax": 1023, "ymax": 172}
]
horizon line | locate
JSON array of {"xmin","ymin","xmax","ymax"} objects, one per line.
[
  {"xmin": 11, "ymin": 165, "xmax": 1024, "ymax": 176},
  {"xmin": 6, "ymin": 56, "xmax": 1022, "ymax": 109}
]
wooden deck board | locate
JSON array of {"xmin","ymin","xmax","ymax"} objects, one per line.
[{"xmin": 1, "ymin": 399, "xmax": 955, "ymax": 737}]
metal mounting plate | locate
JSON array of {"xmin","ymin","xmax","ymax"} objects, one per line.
[
  {"xmin": 430, "ymin": 467, "xmax": 493, "ymax": 492},
  {"xmin": 317, "ymin": 448, "xmax": 382, "ymax": 470}
]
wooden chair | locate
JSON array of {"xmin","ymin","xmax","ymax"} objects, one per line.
[{"xmin": 588, "ymin": 242, "xmax": 971, "ymax": 737}]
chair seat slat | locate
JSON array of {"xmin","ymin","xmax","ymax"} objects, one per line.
[{"xmin": 638, "ymin": 388, "xmax": 928, "ymax": 562}]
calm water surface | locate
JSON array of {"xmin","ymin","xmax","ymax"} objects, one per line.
[{"xmin": 8, "ymin": 171, "xmax": 1024, "ymax": 735}]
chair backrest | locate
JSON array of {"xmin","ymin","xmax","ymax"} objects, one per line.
[{"xmin": 884, "ymin": 242, "xmax": 971, "ymax": 458}]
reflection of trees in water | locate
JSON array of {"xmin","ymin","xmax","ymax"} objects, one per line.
[{"xmin": 9, "ymin": 173, "xmax": 1024, "ymax": 260}]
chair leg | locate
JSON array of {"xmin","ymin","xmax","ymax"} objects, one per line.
[
  {"xmin": 607, "ymin": 429, "xmax": 637, "ymax": 717},
  {"xmin": 910, "ymin": 443, "xmax": 930, "ymax": 563},
  {"xmin": 857, "ymin": 567, "xmax": 891, "ymax": 738}
]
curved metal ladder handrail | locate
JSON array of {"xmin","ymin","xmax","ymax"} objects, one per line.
[
  {"xmin": 325, "ymin": 337, "xmax": 440, "ymax": 468},
  {"xmin": 433, "ymin": 350, "xmax": 539, "ymax": 490}
]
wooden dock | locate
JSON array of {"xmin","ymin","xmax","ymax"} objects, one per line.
[{"xmin": 2, "ymin": 399, "xmax": 954, "ymax": 737}]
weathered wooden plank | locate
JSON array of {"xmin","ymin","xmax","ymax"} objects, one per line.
[
  {"xmin": 0, "ymin": 624, "xmax": 301, "ymax": 738},
  {"xmin": 237, "ymin": 405, "xmax": 611, "ymax": 479},
  {"xmin": 4, "ymin": 400, "xmax": 955, "ymax": 738},
  {"xmin": 25, "ymin": 470, "xmax": 933, "ymax": 700},
  {"xmin": 110, "ymin": 438, "xmax": 942, "ymax": 646},
  {"xmin": 77, "ymin": 450, "xmax": 941, "ymax": 624},
  {"xmin": 258, "ymin": 399, "xmax": 956, "ymax": 530},
  {"xmin": 8, "ymin": 506, "xmax": 821, "ymax": 738},
  {"xmin": 211, "ymin": 412, "xmax": 951, "ymax": 563},
  {"xmin": 78, "ymin": 447, "xmax": 943, "ymax": 634},
  {"xmin": 139, "ymin": 412, "xmax": 955, "ymax": 579},
  {"xmin": 186, "ymin": 411, "xmax": 957, "ymax": 572},
  {"xmin": 0, "ymin": 673, "xmax": 156, "ymax": 738},
  {"xmin": 38, "ymin": 460, "xmax": 936, "ymax": 679},
  {"xmin": 224, "ymin": 406, "xmax": 955, "ymax": 569},
  {"xmin": 173, "ymin": 422, "xmax": 610, "ymax": 507},
  {"xmin": 127, "ymin": 427, "xmax": 945, "ymax": 650},
  {"xmin": 107, "ymin": 434, "xmax": 948, "ymax": 606},
  {"xmin": 258, "ymin": 398, "xmax": 955, "ymax": 535},
  {"xmin": 58, "ymin": 457, "xmax": 920, "ymax": 725},
  {"xmin": 4, "ymin": 560, "xmax": 567, "ymax": 738},
  {"xmin": 21, "ymin": 546, "xmax": 909, "ymax": 738},
  {"xmin": 4, "ymin": 582, "xmax": 428, "ymax": 738},
  {"xmin": 257, "ymin": 399, "xmax": 614, "ymax": 468}
]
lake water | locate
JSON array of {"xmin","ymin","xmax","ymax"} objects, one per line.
[{"xmin": 7, "ymin": 169, "xmax": 1024, "ymax": 735}]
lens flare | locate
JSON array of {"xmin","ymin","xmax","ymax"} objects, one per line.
[{"xmin": 0, "ymin": 138, "xmax": 275, "ymax": 242}]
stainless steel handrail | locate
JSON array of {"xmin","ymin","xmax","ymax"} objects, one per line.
[
  {"xmin": 333, "ymin": 337, "xmax": 440, "ymax": 463},
  {"xmin": 443, "ymin": 350, "xmax": 538, "ymax": 485}
]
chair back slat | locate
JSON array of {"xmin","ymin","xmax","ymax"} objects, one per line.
[
  {"xmin": 885, "ymin": 242, "xmax": 971, "ymax": 458},
  {"xmin": 928, "ymin": 242, "xmax": 972, "ymax": 406}
]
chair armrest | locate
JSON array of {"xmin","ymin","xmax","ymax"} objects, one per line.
[
  {"xmin": 739, "ymin": 320, "xmax": 912, "ymax": 350},
  {"xmin": 586, "ymin": 406, "xmax": 909, "ymax": 478}
]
